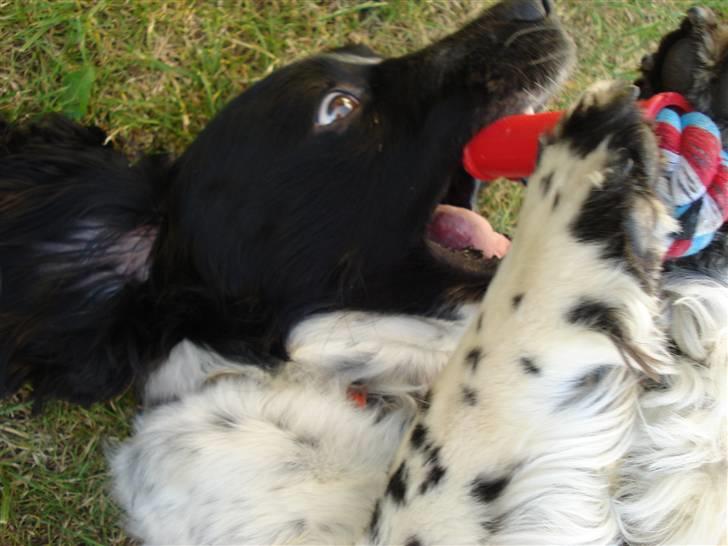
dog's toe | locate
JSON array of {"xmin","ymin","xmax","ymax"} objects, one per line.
[{"xmin": 531, "ymin": 81, "xmax": 675, "ymax": 288}]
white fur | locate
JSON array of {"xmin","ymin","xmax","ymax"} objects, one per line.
[
  {"xmin": 616, "ymin": 274, "xmax": 728, "ymax": 545},
  {"xmin": 112, "ymin": 378, "xmax": 410, "ymax": 545},
  {"xmin": 145, "ymin": 307, "xmax": 475, "ymax": 407},
  {"xmin": 287, "ymin": 307, "xmax": 475, "ymax": 395}
]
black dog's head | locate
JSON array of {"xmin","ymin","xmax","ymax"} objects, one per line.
[
  {"xmin": 1, "ymin": 0, "xmax": 574, "ymax": 403},
  {"xmin": 159, "ymin": 0, "xmax": 574, "ymax": 339}
]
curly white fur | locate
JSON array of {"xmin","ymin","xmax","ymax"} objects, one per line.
[{"xmin": 616, "ymin": 275, "xmax": 728, "ymax": 545}]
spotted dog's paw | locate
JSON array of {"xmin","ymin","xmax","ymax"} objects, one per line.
[
  {"xmin": 544, "ymin": 81, "xmax": 674, "ymax": 285},
  {"xmin": 636, "ymin": 6, "xmax": 728, "ymax": 146},
  {"xmin": 366, "ymin": 83, "xmax": 676, "ymax": 546},
  {"xmin": 476, "ymin": 80, "xmax": 677, "ymax": 389}
]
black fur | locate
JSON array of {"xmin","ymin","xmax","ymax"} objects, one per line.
[
  {"xmin": 465, "ymin": 348, "xmax": 483, "ymax": 372},
  {"xmin": 368, "ymin": 500, "xmax": 381, "ymax": 543},
  {"xmin": 386, "ymin": 461, "xmax": 408, "ymax": 504},
  {"xmin": 461, "ymin": 385, "xmax": 478, "ymax": 406},
  {"xmin": 0, "ymin": 116, "xmax": 169, "ymax": 404},
  {"xmin": 519, "ymin": 356, "xmax": 541, "ymax": 375},
  {"xmin": 567, "ymin": 299, "xmax": 621, "ymax": 337},
  {"xmin": 552, "ymin": 191, "xmax": 561, "ymax": 210},
  {"xmin": 470, "ymin": 475, "xmax": 511, "ymax": 503},
  {"xmin": 540, "ymin": 172, "xmax": 553, "ymax": 195},
  {"xmin": 410, "ymin": 423, "xmax": 427, "ymax": 450},
  {"xmin": 0, "ymin": 0, "xmax": 572, "ymax": 404},
  {"xmin": 419, "ymin": 462, "xmax": 446, "ymax": 495},
  {"xmin": 565, "ymin": 86, "xmax": 664, "ymax": 289}
]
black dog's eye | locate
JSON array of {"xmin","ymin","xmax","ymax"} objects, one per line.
[{"xmin": 317, "ymin": 91, "xmax": 360, "ymax": 127}]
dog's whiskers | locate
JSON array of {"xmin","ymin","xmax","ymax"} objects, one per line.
[
  {"xmin": 529, "ymin": 50, "xmax": 572, "ymax": 67},
  {"xmin": 504, "ymin": 25, "xmax": 558, "ymax": 48}
]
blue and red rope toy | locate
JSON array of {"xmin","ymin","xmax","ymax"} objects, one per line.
[
  {"xmin": 654, "ymin": 109, "xmax": 728, "ymax": 259},
  {"xmin": 463, "ymin": 92, "xmax": 728, "ymax": 260}
]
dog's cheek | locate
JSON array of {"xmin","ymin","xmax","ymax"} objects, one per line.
[
  {"xmin": 660, "ymin": 38, "xmax": 696, "ymax": 95},
  {"xmin": 715, "ymin": 62, "xmax": 728, "ymax": 120}
]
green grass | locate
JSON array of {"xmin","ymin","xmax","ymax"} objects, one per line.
[{"xmin": 0, "ymin": 1, "xmax": 723, "ymax": 544}]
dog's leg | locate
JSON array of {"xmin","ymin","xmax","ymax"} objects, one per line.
[
  {"xmin": 143, "ymin": 306, "xmax": 476, "ymax": 407},
  {"xmin": 111, "ymin": 373, "xmax": 409, "ymax": 545},
  {"xmin": 287, "ymin": 308, "xmax": 476, "ymax": 397},
  {"xmin": 366, "ymin": 82, "xmax": 675, "ymax": 546}
]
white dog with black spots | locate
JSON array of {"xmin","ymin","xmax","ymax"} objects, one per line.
[{"xmin": 110, "ymin": 82, "xmax": 727, "ymax": 545}]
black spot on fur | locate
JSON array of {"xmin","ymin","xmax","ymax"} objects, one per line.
[
  {"xmin": 419, "ymin": 390, "xmax": 433, "ymax": 411},
  {"xmin": 552, "ymin": 191, "xmax": 561, "ymax": 210},
  {"xmin": 512, "ymin": 293, "xmax": 524, "ymax": 309},
  {"xmin": 471, "ymin": 475, "xmax": 511, "ymax": 503},
  {"xmin": 568, "ymin": 146, "xmax": 657, "ymax": 273},
  {"xmin": 569, "ymin": 298, "xmax": 663, "ymax": 375},
  {"xmin": 559, "ymin": 87, "xmax": 645, "ymax": 158},
  {"xmin": 570, "ymin": 177, "xmax": 632, "ymax": 262},
  {"xmin": 368, "ymin": 500, "xmax": 381, "ymax": 542},
  {"xmin": 476, "ymin": 313, "xmax": 483, "ymax": 331},
  {"xmin": 540, "ymin": 172, "xmax": 553, "ymax": 195},
  {"xmin": 424, "ymin": 444, "xmax": 441, "ymax": 466},
  {"xmin": 561, "ymin": 86, "xmax": 663, "ymax": 287},
  {"xmin": 461, "ymin": 386, "xmax": 478, "ymax": 406},
  {"xmin": 410, "ymin": 423, "xmax": 428, "ymax": 449},
  {"xmin": 575, "ymin": 366, "xmax": 608, "ymax": 390},
  {"xmin": 405, "ymin": 536, "xmax": 423, "ymax": 546},
  {"xmin": 559, "ymin": 365, "xmax": 610, "ymax": 408},
  {"xmin": 386, "ymin": 462, "xmax": 408, "ymax": 504},
  {"xmin": 482, "ymin": 514, "xmax": 506, "ymax": 535},
  {"xmin": 520, "ymin": 356, "xmax": 540, "ymax": 375},
  {"xmin": 567, "ymin": 299, "xmax": 622, "ymax": 339},
  {"xmin": 419, "ymin": 464, "xmax": 447, "ymax": 494},
  {"xmin": 417, "ymin": 443, "xmax": 446, "ymax": 494},
  {"xmin": 465, "ymin": 348, "xmax": 482, "ymax": 371}
]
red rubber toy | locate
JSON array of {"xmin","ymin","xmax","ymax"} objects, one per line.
[{"xmin": 462, "ymin": 92, "xmax": 694, "ymax": 181}]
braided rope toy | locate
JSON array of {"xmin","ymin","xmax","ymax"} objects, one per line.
[
  {"xmin": 654, "ymin": 109, "xmax": 728, "ymax": 259},
  {"xmin": 463, "ymin": 92, "xmax": 728, "ymax": 260}
]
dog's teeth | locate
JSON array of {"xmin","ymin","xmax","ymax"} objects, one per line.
[{"xmin": 523, "ymin": 106, "xmax": 535, "ymax": 115}]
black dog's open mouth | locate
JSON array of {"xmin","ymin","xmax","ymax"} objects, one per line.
[
  {"xmin": 427, "ymin": 194, "xmax": 511, "ymax": 259},
  {"xmin": 424, "ymin": 107, "xmax": 541, "ymax": 261},
  {"xmin": 410, "ymin": 0, "xmax": 574, "ymax": 266}
]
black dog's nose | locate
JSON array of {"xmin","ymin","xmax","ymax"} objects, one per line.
[{"xmin": 502, "ymin": 0, "xmax": 551, "ymax": 21}]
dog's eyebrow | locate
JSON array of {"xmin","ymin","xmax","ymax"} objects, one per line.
[{"xmin": 325, "ymin": 52, "xmax": 383, "ymax": 65}]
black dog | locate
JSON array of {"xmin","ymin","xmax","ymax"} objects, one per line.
[{"xmin": 1, "ymin": 0, "xmax": 574, "ymax": 404}]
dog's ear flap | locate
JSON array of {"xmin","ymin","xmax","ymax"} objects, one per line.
[{"xmin": 0, "ymin": 116, "xmax": 169, "ymax": 404}]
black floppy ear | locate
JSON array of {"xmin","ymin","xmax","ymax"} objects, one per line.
[{"xmin": 0, "ymin": 115, "xmax": 169, "ymax": 405}]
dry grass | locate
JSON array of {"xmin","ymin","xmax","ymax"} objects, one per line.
[{"xmin": 0, "ymin": 1, "xmax": 723, "ymax": 544}]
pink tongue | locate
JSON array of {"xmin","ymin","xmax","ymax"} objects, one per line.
[{"xmin": 427, "ymin": 204, "xmax": 510, "ymax": 259}]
